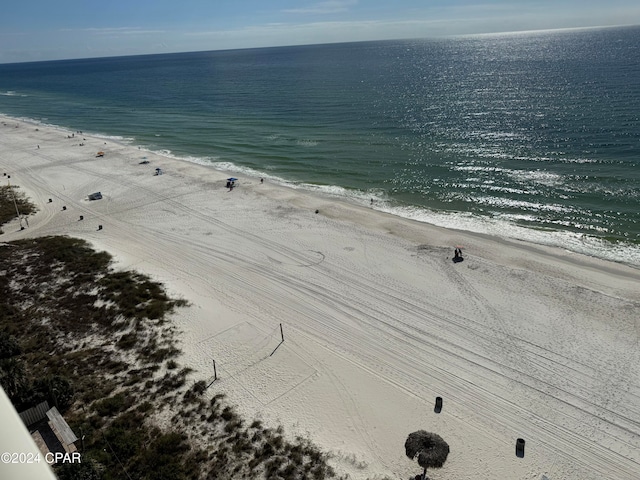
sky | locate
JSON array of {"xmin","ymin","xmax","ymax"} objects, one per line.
[{"xmin": 1, "ymin": 0, "xmax": 640, "ymax": 63}]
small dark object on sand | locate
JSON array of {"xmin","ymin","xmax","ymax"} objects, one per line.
[
  {"xmin": 516, "ymin": 438, "xmax": 525, "ymax": 458},
  {"xmin": 315, "ymin": 209, "xmax": 319, "ymax": 214},
  {"xmin": 434, "ymin": 396, "xmax": 443, "ymax": 413}
]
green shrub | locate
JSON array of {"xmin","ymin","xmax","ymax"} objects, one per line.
[
  {"xmin": 55, "ymin": 458, "xmax": 101, "ymax": 480},
  {"xmin": 0, "ymin": 331, "xmax": 21, "ymax": 359},
  {"xmin": 250, "ymin": 419, "xmax": 262, "ymax": 429},
  {"xmin": 221, "ymin": 406, "xmax": 236, "ymax": 422},
  {"xmin": 0, "ymin": 358, "xmax": 30, "ymax": 405},
  {"xmin": 117, "ymin": 332, "xmax": 138, "ymax": 350},
  {"xmin": 94, "ymin": 392, "xmax": 134, "ymax": 417},
  {"xmin": 137, "ymin": 401, "xmax": 153, "ymax": 413}
]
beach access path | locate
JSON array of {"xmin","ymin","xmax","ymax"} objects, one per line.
[{"xmin": 1, "ymin": 115, "xmax": 639, "ymax": 480}]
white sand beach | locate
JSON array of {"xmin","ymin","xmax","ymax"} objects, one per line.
[{"xmin": 2, "ymin": 114, "xmax": 639, "ymax": 480}]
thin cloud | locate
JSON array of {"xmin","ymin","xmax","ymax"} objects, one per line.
[
  {"xmin": 59, "ymin": 27, "xmax": 165, "ymax": 36},
  {"xmin": 185, "ymin": 18, "xmax": 452, "ymax": 38},
  {"xmin": 283, "ymin": 0, "xmax": 358, "ymax": 15}
]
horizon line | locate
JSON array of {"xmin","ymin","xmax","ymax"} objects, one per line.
[{"xmin": 1, "ymin": 22, "xmax": 637, "ymax": 66}]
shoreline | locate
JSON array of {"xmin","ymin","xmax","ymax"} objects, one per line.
[
  {"xmin": 3, "ymin": 113, "xmax": 639, "ymax": 270},
  {"xmin": 2, "ymin": 114, "xmax": 640, "ymax": 479}
]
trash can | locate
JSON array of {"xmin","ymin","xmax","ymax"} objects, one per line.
[{"xmin": 516, "ymin": 438, "xmax": 525, "ymax": 457}]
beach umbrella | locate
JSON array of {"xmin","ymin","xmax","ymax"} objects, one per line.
[
  {"xmin": 227, "ymin": 177, "xmax": 238, "ymax": 182},
  {"xmin": 405, "ymin": 430, "xmax": 449, "ymax": 479}
]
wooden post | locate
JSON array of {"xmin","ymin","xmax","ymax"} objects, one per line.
[
  {"xmin": 49, "ymin": 376, "xmax": 58, "ymax": 410},
  {"xmin": 79, "ymin": 427, "xmax": 85, "ymax": 453},
  {"xmin": 213, "ymin": 359, "xmax": 217, "ymax": 381},
  {"xmin": 280, "ymin": 323, "xmax": 284, "ymax": 342},
  {"xmin": 7, "ymin": 179, "xmax": 21, "ymax": 221}
]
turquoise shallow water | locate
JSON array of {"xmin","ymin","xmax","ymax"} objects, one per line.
[{"xmin": 1, "ymin": 26, "xmax": 639, "ymax": 265}]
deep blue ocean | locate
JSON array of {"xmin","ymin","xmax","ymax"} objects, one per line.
[{"xmin": 1, "ymin": 26, "xmax": 639, "ymax": 265}]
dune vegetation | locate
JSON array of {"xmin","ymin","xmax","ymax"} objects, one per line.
[
  {"xmin": 0, "ymin": 184, "xmax": 37, "ymax": 233},
  {"xmin": 0, "ymin": 235, "xmax": 347, "ymax": 480}
]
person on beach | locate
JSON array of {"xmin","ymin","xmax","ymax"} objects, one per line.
[{"xmin": 261, "ymin": 178, "xmax": 264, "ymax": 184}]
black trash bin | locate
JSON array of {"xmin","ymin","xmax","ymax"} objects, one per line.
[
  {"xmin": 516, "ymin": 438, "xmax": 525, "ymax": 458},
  {"xmin": 434, "ymin": 396, "xmax": 443, "ymax": 413}
]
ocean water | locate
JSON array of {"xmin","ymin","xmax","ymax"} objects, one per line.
[{"xmin": 1, "ymin": 26, "xmax": 639, "ymax": 266}]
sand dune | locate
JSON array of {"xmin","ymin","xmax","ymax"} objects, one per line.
[{"xmin": 2, "ymin": 114, "xmax": 639, "ymax": 480}]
